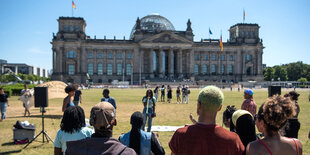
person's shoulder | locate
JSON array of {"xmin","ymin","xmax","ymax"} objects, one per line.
[
  {"xmin": 174, "ymin": 125, "xmax": 191, "ymax": 134},
  {"xmin": 247, "ymin": 140, "xmax": 262, "ymax": 154},
  {"xmin": 81, "ymin": 127, "xmax": 94, "ymax": 134},
  {"xmin": 122, "ymin": 147, "xmax": 136, "ymax": 155}
]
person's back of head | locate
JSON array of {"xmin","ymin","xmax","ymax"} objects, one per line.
[
  {"xmin": 198, "ymin": 86, "xmax": 224, "ymax": 113},
  {"xmin": 231, "ymin": 110, "xmax": 256, "ymax": 148},
  {"xmin": 61, "ymin": 106, "xmax": 86, "ymax": 133},
  {"xmin": 129, "ymin": 111, "xmax": 144, "ymax": 154},
  {"xmin": 90, "ymin": 102, "xmax": 116, "ymax": 137},
  {"xmin": 223, "ymin": 105, "xmax": 237, "ymax": 129}
]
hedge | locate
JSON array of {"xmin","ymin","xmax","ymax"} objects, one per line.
[{"xmin": 0, "ymin": 84, "xmax": 36, "ymax": 96}]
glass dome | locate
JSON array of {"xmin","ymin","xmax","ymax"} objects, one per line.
[{"xmin": 130, "ymin": 14, "xmax": 175, "ymax": 39}]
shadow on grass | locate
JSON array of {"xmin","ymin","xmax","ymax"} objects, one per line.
[
  {"xmin": 2, "ymin": 142, "xmax": 16, "ymax": 146},
  {"xmin": 0, "ymin": 150, "xmax": 22, "ymax": 154},
  {"xmin": 8, "ymin": 114, "xmax": 62, "ymax": 119}
]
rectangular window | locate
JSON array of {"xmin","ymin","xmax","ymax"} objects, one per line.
[
  {"xmin": 88, "ymin": 52, "xmax": 93, "ymax": 59},
  {"xmin": 117, "ymin": 64, "xmax": 122, "ymax": 75},
  {"xmin": 221, "ymin": 55, "xmax": 225, "ymax": 61},
  {"xmin": 127, "ymin": 53, "xmax": 131, "ymax": 59},
  {"xmin": 126, "ymin": 64, "xmax": 131, "ymax": 75},
  {"xmin": 97, "ymin": 63, "xmax": 103, "ymax": 75},
  {"xmin": 228, "ymin": 65, "xmax": 233, "ymax": 75},
  {"xmin": 229, "ymin": 55, "xmax": 234, "ymax": 61},
  {"xmin": 194, "ymin": 64, "xmax": 199, "ymax": 75},
  {"xmin": 97, "ymin": 53, "xmax": 103, "ymax": 59},
  {"xmin": 195, "ymin": 54, "xmax": 200, "ymax": 61},
  {"xmin": 66, "ymin": 51, "xmax": 76, "ymax": 58},
  {"xmin": 88, "ymin": 63, "xmax": 93, "ymax": 75},
  {"xmin": 246, "ymin": 54, "xmax": 252, "ymax": 61},
  {"xmin": 202, "ymin": 64, "xmax": 207, "ymax": 75},
  {"xmin": 203, "ymin": 54, "xmax": 208, "ymax": 61},
  {"xmin": 68, "ymin": 64, "xmax": 75, "ymax": 75},
  {"xmin": 74, "ymin": 25, "xmax": 79, "ymax": 31},
  {"xmin": 211, "ymin": 64, "xmax": 216, "ymax": 75},
  {"xmin": 117, "ymin": 53, "xmax": 122, "ymax": 59},
  {"xmin": 221, "ymin": 64, "xmax": 225, "ymax": 74},
  {"xmin": 108, "ymin": 53, "xmax": 113, "ymax": 59},
  {"xmin": 212, "ymin": 54, "xmax": 217, "ymax": 61},
  {"xmin": 107, "ymin": 64, "xmax": 112, "ymax": 75},
  {"xmin": 63, "ymin": 25, "xmax": 67, "ymax": 31}
]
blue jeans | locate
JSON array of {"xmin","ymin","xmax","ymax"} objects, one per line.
[
  {"xmin": 142, "ymin": 108, "xmax": 153, "ymax": 132},
  {"xmin": 0, "ymin": 102, "xmax": 7, "ymax": 120}
]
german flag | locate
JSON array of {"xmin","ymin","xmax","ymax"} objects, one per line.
[
  {"xmin": 220, "ymin": 33, "xmax": 223, "ymax": 55},
  {"xmin": 72, "ymin": 1, "xmax": 76, "ymax": 9}
]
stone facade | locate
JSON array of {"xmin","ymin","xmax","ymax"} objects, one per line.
[{"xmin": 51, "ymin": 15, "xmax": 264, "ymax": 84}]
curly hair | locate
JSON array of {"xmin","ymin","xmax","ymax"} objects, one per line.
[
  {"xmin": 65, "ymin": 85, "xmax": 76, "ymax": 94},
  {"xmin": 60, "ymin": 106, "xmax": 86, "ymax": 133},
  {"xmin": 288, "ymin": 91, "xmax": 300, "ymax": 101},
  {"xmin": 257, "ymin": 95, "xmax": 296, "ymax": 136}
]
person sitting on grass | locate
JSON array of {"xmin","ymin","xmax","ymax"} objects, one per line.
[
  {"xmin": 241, "ymin": 89, "xmax": 257, "ymax": 116},
  {"xmin": 169, "ymin": 86, "xmax": 244, "ymax": 155},
  {"xmin": 246, "ymin": 95, "xmax": 303, "ymax": 155},
  {"xmin": 54, "ymin": 106, "xmax": 93, "ymax": 155},
  {"xmin": 66, "ymin": 102, "xmax": 135, "ymax": 155},
  {"xmin": 119, "ymin": 111, "xmax": 165, "ymax": 155},
  {"xmin": 62, "ymin": 85, "xmax": 76, "ymax": 112}
]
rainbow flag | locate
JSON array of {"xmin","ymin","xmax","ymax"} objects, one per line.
[
  {"xmin": 220, "ymin": 33, "xmax": 223, "ymax": 55},
  {"xmin": 72, "ymin": 1, "xmax": 76, "ymax": 9}
]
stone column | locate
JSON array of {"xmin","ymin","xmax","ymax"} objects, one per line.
[
  {"xmin": 257, "ymin": 49, "xmax": 263, "ymax": 75},
  {"xmin": 149, "ymin": 49, "xmax": 154, "ymax": 78},
  {"xmin": 178, "ymin": 49, "xmax": 183, "ymax": 78},
  {"xmin": 189, "ymin": 49, "xmax": 195, "ymax": 79},
  {"xmin": 159, "ymin": 49, "xmax": 164, "ymax": 78},
  {"xmin": 168, "ymin": 49, "xmax": 174, "ymax": 78},
  {"xmin": 76, "ymin": 48, "xmax": 80, "ymax": 74}
]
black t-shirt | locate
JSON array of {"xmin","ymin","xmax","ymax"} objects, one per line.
[
  {"xmin": 0, "ymin": 94, "xmax": 8, "ymax": 102},
  {"xmin": 73, "ymin": 90, "xmax": 82, "ymax": 101}
]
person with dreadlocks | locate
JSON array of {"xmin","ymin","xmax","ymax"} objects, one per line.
[
  {"xmin": 119, "ymin": 111, "xmax": 165, "ymax": 155},
  {"xmin": 54, "ymin": 106, "xmax": 93, "ymax": 155},
  {"xmin": 66, "ymin": 102, "xmax": 135, "ymax": 155}
]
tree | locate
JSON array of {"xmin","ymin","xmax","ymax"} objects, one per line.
[
  {"xmin": 264, "ymin": 67, "xmax": 274, "ymax": 81},
  {"xmin": 286, "ymin": 61, "xmax": 304, "ymax": 81},
  {"xmin": 297, "ymin": 77, "xmax": 307, "ymax": 84},
  {"xmin": 273, "ymin": 66, "xmax": 287, "ymax": 81}
]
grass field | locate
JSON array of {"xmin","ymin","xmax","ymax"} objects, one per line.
[{"xmin": 0, "ymin": 87, "xmax": 309, "ymax": 154}]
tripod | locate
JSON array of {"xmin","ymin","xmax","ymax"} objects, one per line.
[{"xmin": 24, "ymin": 107, "xmax": 54, "ymax": 149}]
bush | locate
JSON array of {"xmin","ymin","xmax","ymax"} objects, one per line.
[{"xmin": 0, "ymin": 84, "xmax": 36, "ymax": 96}]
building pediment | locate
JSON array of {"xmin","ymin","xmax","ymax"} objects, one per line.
[{"xmin": 139, "ymin": 32, "xmax": 193, "ymax": 44}]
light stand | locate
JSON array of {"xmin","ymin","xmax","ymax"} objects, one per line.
[{"xmin": 24, "ymin": 107, "xmax": 54, "ymax": 149}]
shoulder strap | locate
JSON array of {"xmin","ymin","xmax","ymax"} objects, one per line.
[
  {"xmin": 257, "ymin": 139, "xmax": 273, "ymax": 155},
  {"xmin": 291, "ymin": 138, "xmax": 299, "ymax": 155}
]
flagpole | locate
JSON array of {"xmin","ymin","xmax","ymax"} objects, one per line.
[{"xmin": 72, "ymin": 1, "xmax": 73, "ymax": 17}]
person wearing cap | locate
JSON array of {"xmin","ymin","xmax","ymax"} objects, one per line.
[
  {"xmin": 230, "ymin": 110, "xmax": 257, "ymax": 148},
  {"xmin": 169, "ymin": 86, "xmax": 244, "ymax": 155},
  {"xmin": 119, "ymin": 111, "xmax": 165, "ymax": 155},
  {"xmin": 54, "ymin": 106, "xmax": 93, "ymax": 155},
  {"xmin": 101, "ymin": 89, "xmax": 117, "ymax": 109},
  {"xmin": 241, "ymin": 89, "xmax": 257, "ymax": 116},
  {"xmin": 65, "ymin": 102, "xmax": 135, "ymax": 155}
]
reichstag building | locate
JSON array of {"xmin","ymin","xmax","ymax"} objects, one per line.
[{"xmin": 51, "ymin": 14, "xmax": 264, "ymax": 84}]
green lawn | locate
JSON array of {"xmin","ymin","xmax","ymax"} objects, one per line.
[{"xmin": 0, "ymin": 88, "xmax": 309, "ymax": 154}]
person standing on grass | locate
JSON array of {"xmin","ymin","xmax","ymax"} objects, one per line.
[
  {"xmin": 119, "ymin": 111, "xmax": 165, "ymax": 155},
  {"xmin": 181, "ymin": 85, "xmax": 186, "ymax": 103},
  {"xmin": 246, "ymin": 95, "xmax": 303, "ymax": 155},
  {"xmin": 0, "ymin": 88, "xmax": 9, "ymax": 122},
  {"xmin": 54, "ymin": 106, "xmax": 93, "ymax": 155},
  {"xmin": 167, "ymin": 85, "xmax": 172, "ymax": 103},
  {"xmin": 142, "ymin": 89, "xmax": 156, "ymax": 132},
  {"xmin": 153, "ymin": 86, "xmax": 159, "ymax": 100},
  {"xmin": 21, "ymin": 84, "xmax": 32, "ymax": 116},
  {"xmin": 101, "ymin": 89, "xmax": 117, "ymax": 109},
  {"xmin": 169, "ymin": 86, "xmax": 244, "ymax": 155},
  {"xmin": 282, "ymin": 91, "xmax": 301, "ymax": 138},
  {"xmin": 176, "ymin": 87, "xmax": 181, "ymax": 104},
  {"xmin": 73, "ymin": 84, "xmax": 82, "ymax": 106},
  {"xmin": 62, "ymin": 85, "xmax": 76, "ymax": 112},
  {"xmin": 160, "ymin": 85, "xmax": 165, "ymax": 102},
  {"xmin": 241, "ymin": 89, "xmax": 257, "ymax": 116}
]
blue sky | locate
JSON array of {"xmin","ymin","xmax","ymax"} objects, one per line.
[{"xmin": 0, "ymin": 0, "xmax": 309, "ymax": 70}]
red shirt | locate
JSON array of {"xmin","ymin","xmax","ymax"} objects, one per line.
[
  {"xmin": 169, "ymin": 123, "xmax": 245, "ymax": 155},
  {"xmin": 241, "ymin": 99, "xmax": 257, "ymax": 115}
]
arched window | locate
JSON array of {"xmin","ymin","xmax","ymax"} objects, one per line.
[
  {"xmin": 211, "ymin": 64, "xmax": 216, "ymax": 75},
  {"xmin": 66, "ymin": 50, "xmax": 76, "ymax": 58},
  {"xmin": 88, "ymin": 52, "xmax": 93, "ymax": 59},
  {"xmin": 68, "ymin": 64, "xmax": 75, "ymax": 75},
  {"xmin": 108, "ymin": 53, "xmax": 113, "ymax": 59},
  {"xmin": 247, "ymin": 67, "xmax": 252, "ymax": 75}
]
